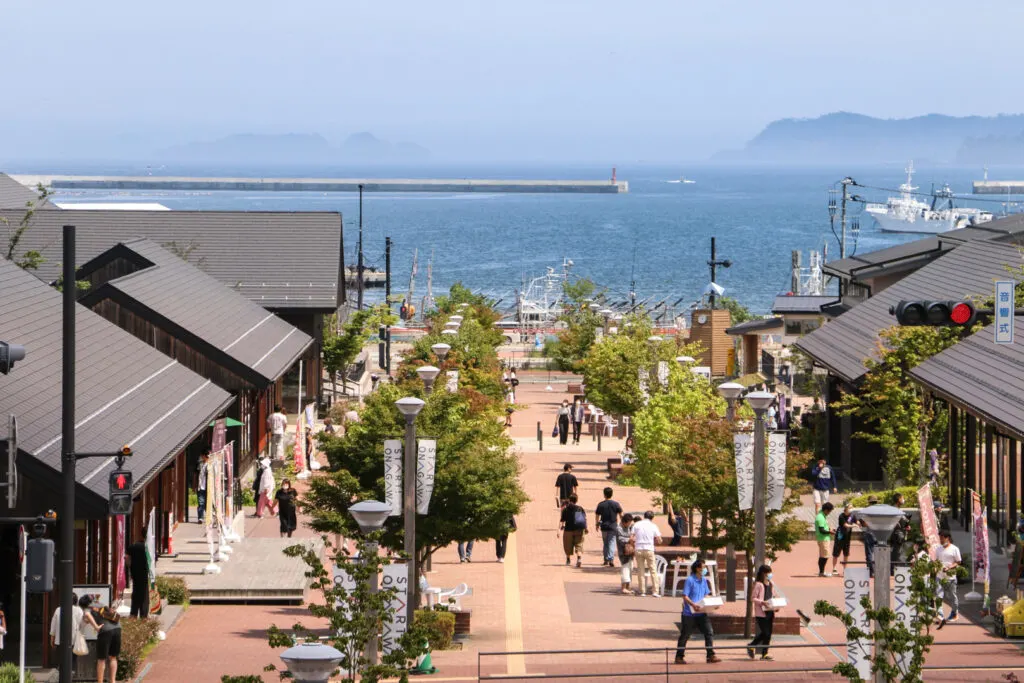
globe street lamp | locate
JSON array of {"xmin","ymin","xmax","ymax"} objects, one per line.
[
  {"xmin": 417, "ymin": 365, "xmax": 441, "ymax": 394},
  {"xmin": 449, "ymin": 315, "xmax": 463, "ymax": 323},
  {"xmin": 444, "ymin": 321, "xmax": 460, "ymax": 330},
  {"xmin": 717, "ymin": 381, "xmax": 745, "ymax": 603},
  {"xmin": 717, "ymin": 382, "xmax": 744, "ymax": 422},
  {"xmin": 279, "ymin": 642, "xmax": 344, "ymax": 683},
  {"xmin": 431, "ymin": 343, "xmax": 451, "ymax": 361},
  {"xmin": 441, "ymin": 329, "xmax": 458, "ymax": 337},
  {"xmin": 676, "ymin": 355, "xmax": 696, "ymax": 364},
  {"xmin": 744, "ymin": 390, "xmax": 774, "ymax": 569},
  {"xmin": 395, "ymin": 396, "xmax": 425, "ymax": 625},
  {"xmin": 348, "ymin": 500, "xmax": 390, "ymax": 665},
  {"xmin": 855, "ymin": 504, "xmax": 904, "ymax": 683}
]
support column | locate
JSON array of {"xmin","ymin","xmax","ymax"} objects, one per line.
[
  {"xmin": 966, "ymin": 415, "xmax": 977, "ymax": 525},
  {"xmin": 986, "ymin": 425, "xmax": 994, "ymax": 525},
  {"xmin": 840, "ymin": 414, "xmax": 853, "ymax": 481},
  {"xmin": 950, "ymin": 407, "xmax": 959, "ymax": 519},
  {"xmin": 1011, "ymin": 439, "xmax": 1019, "ymax": 546}
]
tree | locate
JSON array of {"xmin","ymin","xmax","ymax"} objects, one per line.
[
  {"xmin": 718, "ymin": 296, "xmax": 757, "ymax": 324},
  {"xmin": 546, "ymin": 278, "xmax": 603, "ymax": 372},
  {"xmin": 4, "ymin": 183, "xmax": 51, "ymax": 271},
  {"xmin": 323, "ymin": 305, "xmax": 398, "ymax": 395}
]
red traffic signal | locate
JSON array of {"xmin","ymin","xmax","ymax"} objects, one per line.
[
  {"xmin": 890, "ymin": 300, "xmax": 976, "ymax": 327},
  {"xmin": 109, "ymin": 468, "xmax": 133, "ymax": 515}
]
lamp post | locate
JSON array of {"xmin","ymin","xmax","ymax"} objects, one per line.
[
  {"xmin": 717, "ymin": 381, "xmax": 745, "ymax": 603},
  {"xmin": 349, "ymin": 500, "xmax": 390, "ymax": 666},
  {"xmin": 444, "ymin": 321, "xmax": 460, "ymax": 330},
  {"xmin": 855, "ymin": 504, "xmax": 904, "ymax": 683},
  {"xmin": 395, "ymin": 397, "xmax": 425, "ymax": 625},
  {"xmin": 416, "ymin": 366, "xmax": 440, "ymax": 394},
  {"xmin": 441, "ymin": 329, "xmax": 458, "ymax": 337},
  {"xmin": 744, "ymin": 390, "xmax": 774, "ymax": 569},
  {"xmin": 675, "ymin": 355, "xmax": 695, "ymax": 365},
  {"xmin": 449, "ymin": 315, "xmax": 463, "ymax": 323},
  {"xmin": 280, "ymin": 642, "xmax": 344, "ymax": 683},
  {"xmin": 431, "ymin": 343, "xmax": 450, "ymax": 361},
  {"xmin": 717, "ymin": 382, "xmax": 744, "ymax": 422}
]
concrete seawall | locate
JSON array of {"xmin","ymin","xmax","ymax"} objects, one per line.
[
  {"xmin": 14, "ymin": 174, "xmax": 629, "ymax": 194},
  {"xmin": 973, "ymin": 180, "xmax": 1024, "ymax": 195}
]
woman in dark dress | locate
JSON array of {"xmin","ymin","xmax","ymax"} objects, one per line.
[{"xmin": 273, "ymin": 478, "xmax": 298, "ymax": 538}]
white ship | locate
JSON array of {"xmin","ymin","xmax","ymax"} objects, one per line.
[{"xmin": 865, "ymin": 162, "xmax": 993, "ymax": 234}]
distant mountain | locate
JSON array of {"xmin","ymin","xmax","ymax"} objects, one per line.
[
  {"xmin": 956, "ymin": 132, "xmax": 1024, "ymax": 165},
  {"xmin": 714, "ymin": 112, "xmax": 1024, "ymax": 164},
  {"xmin": 158, "ymin": 132, "xmax": 431, "ymax": 164}
]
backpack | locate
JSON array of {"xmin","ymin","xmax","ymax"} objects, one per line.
[
  {"xmin": 573, "ymin": 507, "xmax": 587, "ymax": 527},
  {"xmin": 253, "ymin": 465, "xmax": 263, "ymax": 494}
]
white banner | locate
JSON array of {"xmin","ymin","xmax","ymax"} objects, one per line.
[
  {"xmin": 893, "ymin": 566, "xmax": 913, "ymax": 672},
  {"xmin": 384, "ymin": 439, "xmax": 403, "ymax": 516},
  {"xmin": 445, "ymin": 370, "xmax": 459, "ymax": 393},
  {"xmin": 845, "ymin": 567, "xmax": 873, "ymax": 680},
  {"xmin": 734, "ymin": 433, "xmax": 754, "ymax": 511},
  {"xmin": 381, "ymin": 562, "xmax": 409, "ymax": 655},
  {"xmin": 766, "ymin": 432, "xmax": 787, "ymax": 511},
  {"xmin": 416, "ymin": 439, "xmax": 437, "ymax": 514},
  {"xmin": 146, "ymin": 507, "xmax": 156, "ymax": 585},
  {"xmin": 638, "ymin": 368, "xmax": 650, "ymax": 400},
  {"xmin": 657, "ymin": 361, "xmax": 669, "ymax": 388},
  {"xmin": 333, "ymin": 560, "xmax": 357, "ymax": 638}
]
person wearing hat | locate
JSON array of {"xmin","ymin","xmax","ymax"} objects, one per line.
[
  {"xmin": 256, "ymin": 456, "xmax": 275, "ymax": 518},
  {"xmin": 857, "ymin": 496, "xmax": 880, "ymax": 578}
]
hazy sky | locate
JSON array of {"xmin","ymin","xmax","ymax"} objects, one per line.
[{"xmin": 6, "ymin": 0, "xmax": 1024, "ymax": 162}]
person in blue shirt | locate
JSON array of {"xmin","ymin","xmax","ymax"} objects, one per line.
[
  {"xmin": 674, "ymin": 557, "xmax": 721, "ymax": 665},
  {"xmin": 810, "ymin": 459, "xmax": 838, "ymax": 514}
]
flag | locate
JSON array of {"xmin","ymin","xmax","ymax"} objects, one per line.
[
  {"xmin": 416, "ymin": 439, "xmax": 437, "ymax": 514},
  {"xmin": 384, "ymin": 439, "xmax": 402, "ymax": 515},
  {"xmin": 733, "ymin": 433, "xmax": 754, "ymax": 510},
  {"xmin": 146, "ymin": 507, "xmax": 156, "ymax": 587},
  {"xmin": 916, "ymin": 484, "xmax": 939, "ymax": 559},
  {"xmin": 766, "ymin": 432, "xmax": 787, "ymax": 510},
  {"xmin": 381, "ymin": 562, "xmax": 409, "ymax": 655}
]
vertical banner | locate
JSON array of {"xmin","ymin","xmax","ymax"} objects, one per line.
[
  {"xmin": 766, "ymin": 432, "xmax": 787, "ymax": 511},
  {"xmin": 416, "ymin": 439, "xmax": 437, "ymax": 514},
  {"xmin": 974, "ymin": 506, "xmax": 990, "ymax": 585},
  {"xmin": 893, "ymin": 566, "xmax": 913, "ymax": 672},
  {"xmin": 384, "ymin": 439, "xmax": 403, "ymax": 516},
  {"xmin": 657, "ymin": 361, "xmax": 669, "ymax": 388},
  {"xmin": 381, "ymin": 562, "xmax": 409, "ymax": 655},
  {"xmin": 638, "ymin": 368, "xmax": 650, "ymax": 401},
  {"xmin": 304, "ymin": 402, "xmax": 318, "ymax": 471},
  {"xmin": 223, "ymin": 442, "xmax": 234, "ymax": 520},
  {"xmin": 917, "ymin": 484, "xmax": 939, "ymax": 559},
  {"xmin": 146, "ymin": 507, "xmax": 156, "ymax": 586},
  {"xmin": 733, "ymin": 433, "xmax": 754, "ymax": 510},
  {"xmin": 293, "ymin": 408, "xmax": 307, "ymax": 475},
  {"xmin": 212, "ymin": 418, "xmax": 227, "ymax": 452},
  {"xmin": 115, "ymin": 515, "xmax": 127, "ymax": 597},
  {"xmin": 777, "ymin": 394, "xmax": 787, "ymax": 429},
  {"xmin": 205, "ymin": 449, "xmax": 216, "ymax": 527},
  {"xmin": 995, "ymin": 280, "xmax": 1015, "ymax": 344},
  {"xmin": 333, "ymin": 561, "xmax": 357, "ymax": 638},
  {"xmin": 845, "ymin": 567, "xmax": 873, "ymax": 680},
  {"xmin": 445, "ymin": 370, "xmax": 459, "ymax": 393}
]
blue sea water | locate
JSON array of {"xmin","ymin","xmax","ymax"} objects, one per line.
[{"xmin": 46, "ymin": 163, "xmax": 1023, "ymax": 314}]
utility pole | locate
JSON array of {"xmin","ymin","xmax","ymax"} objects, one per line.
[
  {"xmin": 357, "ymin": 184, "xmax": 365, "ymax": 311},
  {"xmin": 385, "ymin": 237, "xmax": 392, "ymax": 377},
  {"xmin": 58, "ymin": 225, "xmax": 76, "ymax": 683},
  {"xmin": 706, "ymin": 237, "xmax": 732, "ymax": 309},
  {"xmin": 840, "ymin": 177, "xmax": 853, "ymax": 260}
]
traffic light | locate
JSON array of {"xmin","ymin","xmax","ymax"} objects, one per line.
[
  {"xmin": 890, "ymin": 300, "xmax": 977, "ymax": 327},
  {"xmin": 26, "ymin": 538, "xmax": 55, "ymax": 593},
  {"xmin": 0, "ymin": 341, "xmax": 26, "ymax": 375},
  {"xmin": 109, "ymin": 468, "xmax": 133, "ymax": 515}
]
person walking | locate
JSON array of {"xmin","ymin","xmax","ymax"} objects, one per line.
[
  {"xmin": 890, "ymin": 493, "xmax": 910, "ymax": 569},
  {"xmin": 49, "ymin": 592, "xmax": 84, "ymax": 671},
  {"xmin": 748, "ymin": 564, "xmax": 778, "ymax": 660},
  {"xmin": 274, "ymin": 478, "xmax": 298, "ymax": 538},
  {"xmin": 509, "ymin": 369, "xmax": 519, "ymax": 402},
  {"xmin": 810, "ymin": 458, "xmax": 837, "ymax": 514},
  {"xmin": 595, "ymin": 487, "xmax": 623, "ymax": 567},
  {"xmin": 256, "ymin": 456, "xmax": 275, "ymax": 518},
  {"xmin": 558, "ymin": 494, "xmax": 588, "ymax": 567},
  {"xmin": 936, "ymin": 530, "xmax": 962, "ymax": 624},
  {"xmin": 557, "ymin": 400, "xmax": 571, "ymax": 446},
  {"xmin": 571, "ymin": 398, "xmax": 585, "ymax": 444},
  {"xmin": 268, "ymin": 405, "xmax": 288, "ymax": 461},
  {"xmin": 195, "ymin": 449, "xmax": 210, "ymax": 524},
  {"xmin": 616, "ymin": 515, "xmax": 637, "ymax": 594},
  {"xmin": 815, "ymin": 502, "xmax": 835, "ymax": 577},
  {"xmin": 830, "ymin": 503, "xmax": 855, "ymax": 576},
  {"xmin": 458, "ymin": 540, "xmax": 475, "ymax": 563},
  {"xmin": 125, "ymin": 530, "xmax": 151, "ymax": 618},
  {"xmin": 505, "ymin": 405, "xmax": 514, "ymax": 428},
  {"xmin": 495, "ymin": 517, "xmax": 516, "ymax": 563},
  {"xmin": 554, "ymin": 464, "xmax": 578, "ymax": 508},
  {"xmin": 80, "ymin": 596, "xmax": 121, "ymax": 683},
  {"xmin": 631, "ymin": 511, "xmax": 663, "ymax": 596},
  {"xmin": 675, "ymin": 557, "xmax": 721, "ymax": 665}
]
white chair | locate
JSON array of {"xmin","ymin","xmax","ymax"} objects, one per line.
[
  {"xmin": 438, "ymin": 582, "xmax": 472, "ymax": 610},
  {"xmin": 654, "ymin": 555, "xmax": 668, "ymax": 596},
  {"xmin": 603, "ymin": 417, "xmax": 618, "ymax": 437}
]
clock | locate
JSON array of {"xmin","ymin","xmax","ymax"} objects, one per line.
[{"xmin": 697, "ymin": 314, "xmax": 708, "ymax": 325}]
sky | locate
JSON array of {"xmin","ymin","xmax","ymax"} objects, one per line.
[{"xmin": 6, "ymin": 0, "xmax": 1024, "ymax": 163}]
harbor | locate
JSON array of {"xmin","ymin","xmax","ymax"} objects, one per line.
[{"xmin": 13, "ymin": 173, "xmax": 629, "ymax": 194}]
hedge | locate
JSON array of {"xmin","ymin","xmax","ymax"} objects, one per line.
[
  {"xmin": 845, "ymin": 485, "xmax": 949, "ymax": 508},
  {"xmin": 0, "ymin": 663, "xmax": 34, "ymax": 683},
  {"xmin": 415, "ymin": 608, "xmax": 456, "ymax": 651},
  {"xmin": 155, "ymin": 575, "xmax": 190, "ymax": 605},
  {"xmin": 117, "ymin": 617, "xmax": 161, "ymax": 680}
]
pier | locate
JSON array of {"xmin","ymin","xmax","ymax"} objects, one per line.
[
  {"xmin": 13, "ymin": 174, "xmax": 628, "ymax": 194},
  {"xmin": 973, "ymin": 180, "xmax": 1024, "ymax": 195}
]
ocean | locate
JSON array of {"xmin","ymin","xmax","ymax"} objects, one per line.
[{"xmin": 45, "ymin": 162, "xmax": 1022, "ymax": 315}]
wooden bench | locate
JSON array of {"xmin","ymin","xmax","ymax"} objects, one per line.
[
  {"xmin": 606, "ymin": 457, "xmax": 622, "ymax": 473},
  {"xmin": 608, "ymin": 463, "xmax": 624, "ymax": 480}
]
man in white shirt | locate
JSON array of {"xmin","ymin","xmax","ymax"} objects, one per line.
[
  {"xmin": 50, "ymin": 591, "xmax": 84, "ymax": 660},
  {"xmin": 268, "ymin": 405, "xmax": 288, "ymax": 461},
  {"xmin": 935, "ymin": 530, "xmax": 962, "ymax": 623},
  {"xmin": 630, "ymin": 511, "xmax": 663, "ymax": 597}
]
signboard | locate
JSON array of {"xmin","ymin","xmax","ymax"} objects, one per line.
[
  {"xmin": 384, "ymin": 440, "xmax": 402, "ymax": 516},
  {"xmin": 766, "ymin": 432, "xmax": 787, "ymax": 511},
  {"xmin": 893, "ymin": 567, "xmax": 913, "ymax": 672},
  {"xmin": 995, "ymin": 280, "xmax": 1015, "ymax": 345},
  {"xmin": 845, "ymin": 567, "xmax": 873, "ymax": 680},
  {"xmin": 445, "ymin": 370, "xmax": 459, "ymax": 393},
  {"xmin": 381, "ymin": 562, "xmax": 409, "ymax": 655},
  {"xmin": 416, "ymin": 439, "xmax": 437, "ymax": 514},
  {"xmin": 657, "ymin": 361, "xmax": 669, "ymax": 388},
  {"xmin": 916, "ymin": 484, "xmax": 939, "ymax": 559},
  {"xmin": 733, "ymin": 433, "xmax": 754, "ymax": 510},
  {"xmin": 212, "ymin": 418, "xmax": 226, "ymax": 453}
]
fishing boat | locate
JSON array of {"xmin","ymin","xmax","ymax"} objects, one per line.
[{"xmin": 865, "ymin": 162, "xmax": 993, "ymax": 233}]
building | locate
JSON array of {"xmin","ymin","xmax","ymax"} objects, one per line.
[
  {"xmin": 770, "ymin": 294, "xmax": 834, "ymax": 345},
  {"xmin": 725, "ymin": 317, "xmax": 783, "ymax": 377},
  {"xmin": 78, "ymin": 238, "xmax": 314, "ymax": 483},
  {"xmin": 0, "ymin": 257, "xmax": 232, "ymax": 667},
  {"xmin": 0, "ymin": 173, "xmax": 56, "ymax": 210}
]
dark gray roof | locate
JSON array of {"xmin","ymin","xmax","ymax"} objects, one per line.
[
  {"xmin": 0, "ymin": 174, "xmax": 55, "ymax": 210},
  {"xmin": 0, "ymin": 209, "xmax": 343, "ymax": 310},
  {"xmin": 80, "ymin": 239, "xmax": 313, "ymax": 386},
  {"xmin": 771, "ymin": 295, "xmax": 837, "ymax": 315},
  {"xmin": 796, "ymin": 240, "xmax": 1024, "ymax": 384},
  {"xmin": 823, "ymin": 237, "xmax": 947, "ymax": 280},
  {"xmin": 0, "ymin": 258, "xmax": 232, "ymax": 511},
  {"xmin": 910, "ymin": 316, "xmax": 1024, "ymax": 439},
  {"xmin": 940, "ymin": 212, "xmax": 1024, "ymax": 246},
  {"xmin": 726, "ymin": 317, "xmax": 783, "ymax": 335}
]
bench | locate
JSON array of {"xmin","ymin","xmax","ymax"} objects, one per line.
[
  {"xmin": 608, "ymin": 463, "xmax": 624, "ymax": 480},
  {"xmin": 606, "ymin": 457, "xmax": 622, "ymax": 473}
]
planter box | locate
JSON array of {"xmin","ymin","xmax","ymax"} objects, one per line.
[{"xmin": 452, "ymin": 608, "xmax": 472, "ymax": 637}]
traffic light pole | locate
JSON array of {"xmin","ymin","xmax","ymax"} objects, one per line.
[{"xmin": 59, "ymin": 226, "xmax": 75, "ymax": 683}]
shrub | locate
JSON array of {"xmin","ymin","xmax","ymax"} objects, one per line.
[
  {"xmin": 415, "ymin": 608, "xmax": 456, "ymax": 651},
  {"xmin": 188, "ymin": 490, "xmax": 198, "ymax": 508},
  {"xmin": 221, "ymin": 677, "xmax": 265, "ymax": 683},
  {"xmin": 117, "ymin": 616, "xmax": 161, "ymax": 680},
  {"xmin": 846, "ymin": 485, "xmax": 949, "ymax": 508},
  {"xmin": 235, "ymin": 486, "xmax": 256, "ymax": 508},
  {"xmin": 155, "ymin": 575, "xmax": 190, "ymax": 605},
  {"xmin": 0, "ymin": 663, "xmax": 35, "ymax": 683}
]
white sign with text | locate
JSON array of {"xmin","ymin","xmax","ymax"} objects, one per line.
[{"xmin": 384, "ymin": 439, "xmax": 402, "ymax": 516}]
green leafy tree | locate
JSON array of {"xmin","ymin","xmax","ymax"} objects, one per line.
[
  {"xmin": 718, "ymin": 296, "xmax": 757, "ymax": 324},
  {"xmin": 546, "ymin": 278, "xmax": 604, "ymax": 372},
  {"xmin": 814, "ymin": 556, "xmax": 967, "ymax": 683},
  {"xmin": 3, "ymin": 183, "xmax": 50, "ymax": 271},
  {"xmin": 324, "ymin": 305, "xmax": 398, "ymax": 395}
]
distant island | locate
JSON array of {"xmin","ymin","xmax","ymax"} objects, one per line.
[
  {"xmin": 158, "ymin": 132, "xmax": 431, "ymax": 164},
  {"xmin": 714, "ymin": 112, "xmax": 1024, "ymax": 164}
]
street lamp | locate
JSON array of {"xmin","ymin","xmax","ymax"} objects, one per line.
[
  {"xmin": 279, "ymin": 642, "xmax": 344, "ymax": 683},
  {"xmin": 348, "ymin": 499, "xmax": 390, "ymax": 665},
  {"xmin": 417, "ymin": 365, "xmax": 441, "ymax": 394},
  {"xmin": 647, "ymin": 335, "xmax": 663, "ymax": 342},
  {"xmin": 855, "ymin": 504, "xmax": 904, "ymax": 683},
  {"xmin": 676, "ymin": 355, "xmax": 696, "ymax": 364},
  {"xmin": 717, "ymin": 381, "xmax": 745, "ymax": 603},
  {"xmin": 441, "ymin": 329, "xmax": 458, "ymax": 337},
  {"xmin": 449, "ymin": 315, "xmax": 463, "ymax": 323},
  {"xmin": 431, "ymin": 343, "xmax": 450, "ymax": 361},
  {"xmin": 744, "ymin": 390, "xmax": 774, "ymax": 569},
  {"xmin": 394, "ymin": 396, "xmax": 424, "ymax": 626},
  {"xmin": 717, "ymin": 382, "xmax": 744, "ymax": 422}
]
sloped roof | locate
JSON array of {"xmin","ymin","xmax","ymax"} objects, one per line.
[
  {"xmin": 0, "ymin": 174, "xmax": 56, "ymax": 210},
  {"xmin": 823, "ymin": 237, "xmax": 947, "ymax": 280},
  {"xmin": 910, "ymin": 316, "xmax": 1024, "ymax": 440},
  {"xmin": 0, "ymin": 257, "xmax": 232, "ymax": 511},
  {"xmin": 796, "ymin": 240, "xmax": 1024, "ymax": 384},
  {"xmin": 80, "ymin": 239, "xmax": 313, "ymax": 386},
  {"xmin": 0, "ymin": 209, "xmax": 343, "ymax": 310},
  {"xmin": 726, "ymin": 317, "xmax": 783, "ymax": 335},
  {"xmin": 771, "ymin": 295, "xmax": 837, "ymax": 315},
  {"xmin": 940, "ymin": 212, "xmax": 1024, "ymax": 246}
]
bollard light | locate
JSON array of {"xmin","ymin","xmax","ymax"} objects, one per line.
[
  {"xmin": 676, "ymin": 355, "xmax": 696, "ymax": 364},
  {"xmin": 279, "ymin": 642, "xmax": 344, "ymax": 683},
  {"xmin": 744, "ymin": 390, "xmax": 774, "ymax": 413},
  {"xmin": 441, "ymin": 329, "xmax": 458, "ymax": 336}
]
